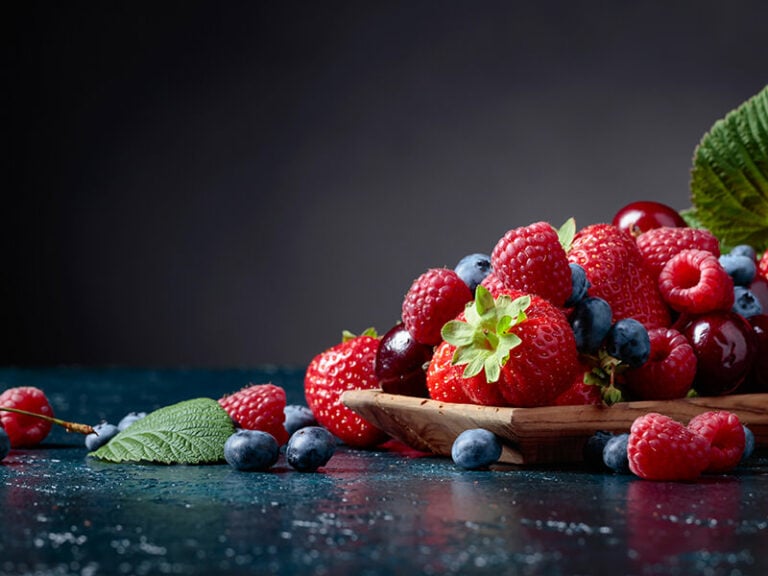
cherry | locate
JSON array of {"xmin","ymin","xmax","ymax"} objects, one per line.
[
  {"xmin": 612, "ymin": 201, "xmax": 687, "ymax": 237},
  {"xmin": 374, "ymin": 323, "xmax": 433, "ymax": 397},
  {"xmin": 741, "ymin": 314, "xmax": 768, "ymax": 393},
  {"xmin": 748, "ymin": 275, "xmax": 768, "ymax": 313},
  {"xmin": 682, "ymin": 311, "xmax": 758, "ymax": 396}
]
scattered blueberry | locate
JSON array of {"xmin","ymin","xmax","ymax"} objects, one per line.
[
  {"xmin": 0, "ymin": 427, "xmax": 10, "ymax": 461},
  {"xmin": 564, "ymin": 263, "xmax": 590, "ymax": 307},
  {"xmin": 583, "ymin": 431, "xmax": 613, "ymax": 470},
  {"xmin": 284, "ymin": 404, "xmax": 317, "ymax": 436},
  {"xmin": 605, "ymin": 318, "xmax": 650, "ymax": 368},
  {"xmin": 85, "ymin": 422, "xmax": 120, "ymax": 451},
  {"xmin": 455, "ymin": 253, "xmax": 492, "ymax": 293},
  {"xmin": 602, "ymin": 433, "xmax": 631, "ymax": 474},
  {"xmin": 285, "ymin": 426, "xmax": 336, "ymax": 472},
  {"xmin": 719, "ymin": 253, "xmax": 756, "ymax": 286},
  {"xmin": 741, "ymin": 425, "xmax": 755, "ymax": 464},
  {"xmin": 117, "ymin": 411, "xmax": 147, "ymax": 431},
  {"xmin": 733, "ymin": 286, "xmax": 763, "ymax": 318},
  {"xmin": 451, "ymin": 428, "xmax": 502, "ymax": 470},
  {"xmin": 224, "ymin": 429, "xmax": 280, "ymax": 471},
  {"xmin": 729, "ymin": 244, "xmax": 757, "ymax": 262},
  {"xmin": 569, "ymin": 297, "xmax": 613, "ymax": 354}
]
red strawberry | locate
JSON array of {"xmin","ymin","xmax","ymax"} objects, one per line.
[
  {"xmin": 426, "ymin": 340, "xmax": 473, "ymax": 404},
  {"xmin": 636, "ymin": 226, "xmax": 721, "ymax": 280},
  {"xmin": 490, "ymin": 221, "xmax": 572, "ymax": 307},
  {"xmin": 442, "ymin": 287, "xmax": 579, "ymax": 407},
  {"xmin": 218, "ymin": 383, "xmax": 289, "ymax": 446},
  {"xmin": 0, "ymin": 386, "xmax": 54, "ymax": 447},
  {"xmin": 627, "ymin": 412, "xmax": 710, "ymax": 481},
  {"xmin": 622, "ymin": 327, "xmax": 696, "ymax": 400},
  {"xmin": 304, "ymin": 330, "xmax": 389, "ymax": 448},
  {"xmin": 402, "ymin": 268, "xmax": 473, "ymax": 346},
  {"xmin": 658, "ymin": 249, "xmax": 734, "ymax": 315},
  {"xmin": 553, "ymin": 367, "xmax": 603, "ymax": 406},
  {"xmin": 567, "ymin": 223, "xmax": 671, "ymax": 329},
  {"xmin": 687, "ymin": 411, "xmax": 745, "ymax": 474},
  {"xmin": 759, "ymin": 249, "xmax": 768, "ymax": 281}
]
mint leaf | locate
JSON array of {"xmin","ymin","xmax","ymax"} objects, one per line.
[
  {"xmin": 690, "ymin": 85, "xmax": 768, "ymax": 251},
  {"xmin": 90, "ymin": 398, "xmax": 235, "ymax": 464}
]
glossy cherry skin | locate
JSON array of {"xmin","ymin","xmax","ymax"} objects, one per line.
[
  {"xmin": 748, "ymin": 275, "xmax": 768, "ymax": 313},
  {"xmin": 682, "ymin": 311, "xmax": 758, "ymax": 396},
  {"xmin": 375, "ymin": 323, "xmax": 433, "ymax": 397},
  {"xmin": 612, "ymin": 201, "xmax": 687, "ymax": 236},
  {"xmin": 741, "ymin": 314, "xmax": 768, "ymax": 393}
]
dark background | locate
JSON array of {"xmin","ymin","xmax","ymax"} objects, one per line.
[{"xmin": 6, "ymin": 1, "xmax": 768, "ymax": 368}]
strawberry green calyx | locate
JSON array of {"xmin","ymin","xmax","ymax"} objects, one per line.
[
  {"xmin": 557, "ymin": 217, "xmax": 576, "ymax": 253},
  {"xmin": 342, "ymin": 327, "xmax": 378, "ymax": 342},
  {"xmin": 441, "ymin": 285, "xmax": 530, "ymax": 383}
]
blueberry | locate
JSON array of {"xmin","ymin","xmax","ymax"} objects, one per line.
[
  {"xmin": 740, "ymin": 425, "xmax": 755, "ymax": 464},
  {"xmin": 729, "ymin": 244, "xmax": 757, "ymax": 262},
  {"xmin": 569, "ymin": 297, "xmax": 613, "ymax": 354},
  {"xmin": 285, "ymin": 426, "xmax": 336, "ymax": 472},
  {"xmin": 583, "ymin": 431, "xmax": 613, "ymax": 470},
  {"xmin": 0, "ymin": 428, "xmax": 10, "ymax": 461},
  {"xmin": 564, "ymin": 263, "xmax": 590, "ymax": 307},
  {"xmin": 85, "ymin": 422, "xmax": 120, "ymax": 451},
  {"xmin": 454, "ymin": 253, "xmax": 492, "ymax": 293},
  {"xmin": 733, "ymin": 286, "xmax": 763, "ymax": 318},
  {"xmin": 283, "ymin": 404, "xmax": 317, "ymax": 436},
  {"xmin": 224, "ymin": 429, "xmax": 280, "ymax": 471},
  {"xmin": 602, "ymin": 433, "xmax": 630, "ymax": 474},
  {"xmin": 719, "ymin": 253, "xmax": 756, "ymax": 286},
  {"xmin": 117, "ymin": 411, "xmax": 147, "ymax": 431},
  {"xmin": 605, "ymin": 318, "xmax": 650, "ymax": 368},
  {"xmin": 451, "ymin": 428, "xmax": 502, "ymax": 470}
]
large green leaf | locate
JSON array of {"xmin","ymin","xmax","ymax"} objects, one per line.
[
  {"xmin": 690, "ymin": 85, "xmax": 768, "ymax": 252},
  {"xmin": 90, "ymin": 398, "xmax": 235, "ymax": 464}
]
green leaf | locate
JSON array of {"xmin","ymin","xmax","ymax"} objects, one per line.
[
  {"xmin": 690, "ymin": 85, "xmax": 768, "ymax": 252},
  {"xmin": 90, "ymin": 398, "xmax": 236, "ymax": 464},
  {"xmin": 557, "ymin": 218, "xmax": 576, "ymax": 253}
]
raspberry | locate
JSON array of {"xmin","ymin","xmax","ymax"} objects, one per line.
[
  {"xmin": 491, "ymin": 221, "xmax": 572, "ymax": 307},
  {"xmin": 623, "ymin": 328, "xmax": 696, "ymax": 400},
  {"xmin": 759, "ymin": 249, "xmax": 768, "ymax": 281},
  {"xmin": 402, "ymin": 268, "xmax": 472, "ymax": 346},
  {"xmin": 687, "ymin": 411, "xmax": 745, "ymax": 474},
  {"xmin": 627, "ymin": 412, "xmax": 710, "ymax": 481},
  {"xmin": 658, "ymin": 249, "xmax": 734, "ymax": 314},
  {"xmin": 0, "ymin": 386, "xmax": 54, "ymax": 447},
  {"xmin": 636, "ymin": 227, "xmax": 721, "ymax": 280},
  {"xmin": 218, "ymin": 383, "xmax": 289, "ymax": 446}
]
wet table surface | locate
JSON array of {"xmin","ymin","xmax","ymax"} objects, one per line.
[{"xmin": 1, "ymin": 367, "xmax": 767, "ymax": 576}]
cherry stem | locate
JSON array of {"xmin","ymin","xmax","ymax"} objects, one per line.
[{"xmin": 0, "ymin": 406, "xmax": 95, "ymax": 435}]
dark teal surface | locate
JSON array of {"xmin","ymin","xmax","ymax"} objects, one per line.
[{"xmin": 1, "ymin": 368, "xmax": 767, "ymax": 576}]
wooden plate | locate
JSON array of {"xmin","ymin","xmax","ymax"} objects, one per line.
[{"xmin": 342, "ymin": 390, "xmax": 768, "ymax": 465}]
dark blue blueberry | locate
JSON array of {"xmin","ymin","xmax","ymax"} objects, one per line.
[
  {"xmin": 451, "ymin": 428, "xmax": 502, "ymax": 470},
  {"xmin": 602, "ymin": 433, "xmax": 631, "ymax": 474},
  {"xmin": 730, "ymin": 244, "xmax": 757, "ymax": 262},
  {"xmin": 565, "ymin": 263, "xmax": 590, "ymax": 307},
  {"xmin": 454, "ymin": 253, "xmax": 492, "ymax": 293},
  {"xmin": 733, "ymin": 286, "xmax": 763, "ymax": 318},
  {"xmin": 0, "ymin": 428, "xmax": 10, "ymax": 461},
  {"xmin": 286, "ymin": 426, "xmax": 336, "ymax": 472},
  {"xmin": 284, "ymin": 404, "xmax": 317, "ymax": 436},
  {"xmin": 85, "ymin": 422, "xmax": 120, "ymax": 451},
  {"xmin": 569, "ymin": 297, "xmax": 613, "ymax": 354},
  {"xmin": 583, "ymin": 431, "xmax": 613, "ymax": 470},
  {"xmin": 117, "ymin": 411, "xmax": 147, "ymax": 431},
  {"xmin": 605, "ymin": 318, "xmax": 650, "ymax": 368},
  {"xmin": 224, "ymin": 429, "xmax": 280, "ymax": 471},
  {"xmin": 719, "ymin": 253, "xmax": 757, "ymax": 286},
  {"xmin": 740, "ymin": 426, "xmax": 755, "ymax": 464}
]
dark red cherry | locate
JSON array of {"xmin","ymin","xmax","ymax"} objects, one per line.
[
  {"xmin": 682, "ymin": 311, "xmax": 758, "ymax": 396},
  {"xmin": 375, "ymin": 323, "xmax": 433, "ymax": 397},
  {"xmin": 741, "ymin": 314, "xmax": 768, "ymax": 393},
  {"xmin": 612, "ymin": 201, "xmax": 687, "ymax": 237},
  {"xmin": 748, "ymin": 275, "xmax": 768, "ymax": 313}
]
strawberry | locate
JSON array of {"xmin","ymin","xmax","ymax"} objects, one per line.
[
  {"xmin": 627, "ymin": 412, "xmax": 710, "ymax": 481},
  {"xmin": 687, "ymin": 411, "xmax": 745, "ymax": 474},
  {"xmin": 490, "ymin": 221, "xmax": 572, "ymax": 307},
  {"xmin": 622, "ymin": 327, "xmax": 696, "ymax": 400},
  {"xmin": 759, "ymin": 248, "xmax": 768, "ymax": 281},
  {"xmin": 442, "ymin": 286, "xmax": 579, "ymax": 407},
  {"xmin": 0, "ymin": 386, "xmax": 54, "ymax": 447},
  {"xmin": 553, "ymin": 367, "xmax": 603, "ymax": 406},
  {"xmin": 218, "ymin": 383, "xmax": 289, "ymax": 446},
  {"xmin": 567, "ymin": 223, "xmax": 671, "ymax": 329},
  {"xmin": 636, "ymin": 226, "xmax": 721, "ymax": 280},
  {"xmin": 304, "ymin": 330, "xmax": 389, "ymax": 448},
  {"xmin": 425, "ymin": 340, "xmax": 472, "ymax": 404},
  {"xmin": 402, "ymin": 268, "xmax": 473, "ymax": 346}
]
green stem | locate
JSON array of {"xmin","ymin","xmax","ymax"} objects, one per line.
[{"xmin": 0, "ymin": 406, "xmax": 94, "ymax": 435}]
